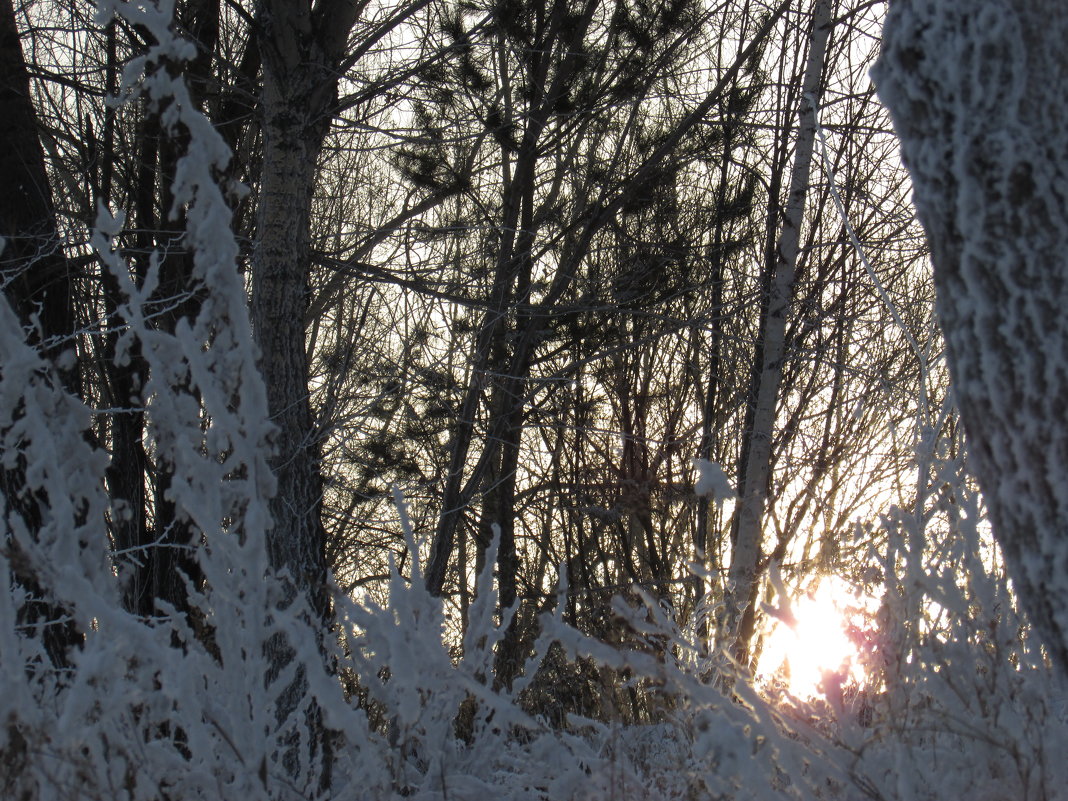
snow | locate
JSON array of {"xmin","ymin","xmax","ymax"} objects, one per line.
[{"xmin": 692, "ymin": 458, "xmax": 734, "ymax": 504}]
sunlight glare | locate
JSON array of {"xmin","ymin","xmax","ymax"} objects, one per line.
[{"xmin": 758, "ymin": 577, "xmax": 868, "ymax": 699}]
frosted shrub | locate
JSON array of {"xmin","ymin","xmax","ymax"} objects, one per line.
[
  {"xmin": 843, "ymin": 432, "xmax": 1068, "ymax": 801},
  {"xmin": 757, "ymin": 410, "xmax": 1068, "ymax": 801},
  {"xmin": 1, "ymin": 0, "xmax": 293, "ymax": 794}
]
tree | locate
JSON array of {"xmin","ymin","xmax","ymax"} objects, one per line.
[
  {"xmin": 411, "ymin": 0, "xmax": 793, "ymax": 675},
  {"xmin": 726, "ymin": 0, "xmax": 833, "ymax": 662},
  {"xmin": 0, "ymin": 0, "xmax": 80, "ymax": 667},
  {"xmin": 0, "ymin": 0, "xmax": 73, "ymax": 358},
  {"xmin": 874, "ymin": 0, "xmax": 1068, "ymax": 671},
  {"xmin": 251, "ymin": 0, "xmax": 362, "ymax": 619},
  {"xmin": 318, "ymin": 0, "xmax": 933, "ymax": 695}
]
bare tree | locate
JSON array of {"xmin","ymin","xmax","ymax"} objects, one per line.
[{"xmin": 726, "ymin": 0, "xmax": 833, "ymax": 662}]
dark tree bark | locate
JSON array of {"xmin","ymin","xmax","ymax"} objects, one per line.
[
  {"xmin": 252, "ymin": 0, "xmax": 430, "ymax": 618},
  {"xmin": 0, "ymin": 0, "xmax": 73, "ymax": 358},
  {"xmin": 251, "ymin": 0, "xmax": 394, "ymax": 789},
  {"xmin": 0, "ymin": 0, "xmax": 81, "ymax": 667}
]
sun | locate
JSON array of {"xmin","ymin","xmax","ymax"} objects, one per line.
[{"xmin": 757, "ymin": 576, "xmax": 870, "ymax": 699}]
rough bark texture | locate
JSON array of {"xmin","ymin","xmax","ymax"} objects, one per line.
[
  {"xmin": 253, "ymin": 76, "xmax": 328, "ymax": 613},
  {"xmin": 251, "ymin": 0, "xmax": 360, "ymax": 791},
  {"xmin": 727, "ymin": 0, "xmax": 833, "ymax": 663},
  {"xmin": 253, "ymin": 0, "xmax": 348, "ymax": 623},
  {"xmin": 874, "ymin": 0, "xmax": 1068, "ymax": 671}
]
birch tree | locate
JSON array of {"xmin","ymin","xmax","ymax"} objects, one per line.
[
  {"xmin": 726, "ymin": 0, "xmax": 833, "ymax": 662},
  {"xmin": 875, "ymin": 0, "xmax": 1068, "ymax": 671}
]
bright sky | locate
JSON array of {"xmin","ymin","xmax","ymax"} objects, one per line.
[{"xmin": 757, "ymin": 576, "xmax": 873, "ymax": 699}]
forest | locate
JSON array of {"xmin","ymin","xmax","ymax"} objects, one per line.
[{"xmin": 3, "ymin": 0, "xmax": 1068, "ymax": 798}]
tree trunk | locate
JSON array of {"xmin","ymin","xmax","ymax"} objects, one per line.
[
  {"xmin": 251, "ymin": 0, "xmax": 361, "ymax": 790},
  {"xmin": 0, "ymin": 0, "xmax": 81, "ymax": 667},
  {"xmin": 874, "ymin": 0, "xmax": 1068, "ymax": 671},
  {"xmin": 0, "ymin": 0, "xmax": 73, "ymax": 361},
  {"xmin": 726, "ymin": 0, "xmax": 833, "ymax": 665},
  {"xmin": 253, "ymin": 70, "xmax": 329, "ymax": 616}
]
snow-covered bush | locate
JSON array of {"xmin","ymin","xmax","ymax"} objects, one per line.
[
  {"xmin": 842, "ymin": 421, "xmax": 1068, "ymax": 801},
  {"xmin": 1, "ymin": 0, "xmax": 299, "ymax": 795}
]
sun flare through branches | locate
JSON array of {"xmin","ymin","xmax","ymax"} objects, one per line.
[{"xmin": 758, "ymin": 577, "xmax": 872, "ymax": 700}]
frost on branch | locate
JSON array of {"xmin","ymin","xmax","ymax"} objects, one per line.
[
  {"xmin": 94, "ymin": 0, "xmax": 274, "ymax": 537},
  {"xmin": 0, "ymin": 0, "xmax": 291, "ymax": 795},
  {"xmin": 693, "ymin": 458, "xmax": 735, "ymax": 505},
  {"xmin": 874, "ymin": 0, "xmax": 1068, "ymax": 670}
]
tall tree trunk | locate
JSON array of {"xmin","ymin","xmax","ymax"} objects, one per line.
[
  {"xmin": 726, "ymin": 0, "xmax": 833, "ymax": 665},
  {"xmin": 424, "ymin": 130, "xmax": 541, "ymax": 599},
  {"xmin": 0, "ymin": 0, "xmax": 73, "ymax": 361},
  {"xmin": 251, "ymin": 0, "xmax": 360, "ymax": 790},
  {"xmin": 252, "ymin": 0, "xmax": 365, "ymax": 613},
  {"xmin": 253, "ymin": 70, "xmax": 329, "ymax": 616},
  {"xmin": 0, "ymin": 0, "xmax": 81, "ymax": 667},
  {"xmin": 695, "ymin": 150, "xmax": 734, "ymax": 561},
  {"xmin": 94, "ymin": 18, "xmax": 153, "ymax": 617},
  {"xmin": 875, "ymin": 0, "xmax": 1068, "ymax": 671},
  {"xmin": 252, "ymin": 0, "xmax": 434, "ymax": 596}
]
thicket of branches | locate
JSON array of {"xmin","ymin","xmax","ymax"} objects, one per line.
[{"xmin": 2, "ymin": 0, "xmax": 1065, "ymax": 798}]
